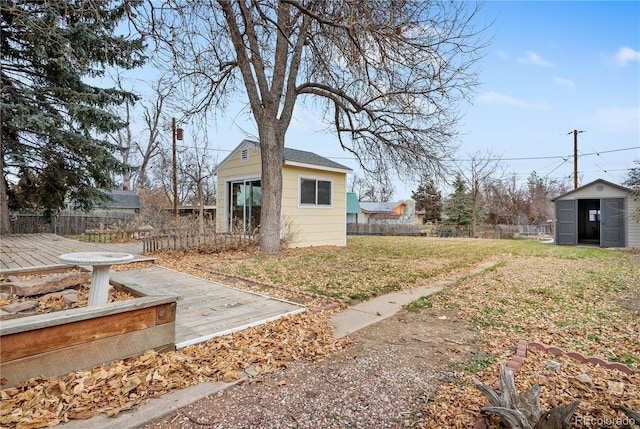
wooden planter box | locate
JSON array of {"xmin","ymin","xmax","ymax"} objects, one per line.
[{"xmin": 0, "ymin": 295, "xmax": 177, "ymax": 389}]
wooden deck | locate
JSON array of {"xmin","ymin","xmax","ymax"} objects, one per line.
[
  {"xmin": 0, "ymin": 233, "xmax": 151, "ymax": 274},
  {"xmin": 111, "ymin": 266, "xmax": 305, "ymax": 348},
  {"xmin": 1, "ymin": 234, "xmax": 305, "ymax": 349}
]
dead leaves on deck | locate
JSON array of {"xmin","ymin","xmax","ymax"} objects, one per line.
[{"xmin": 0, "ymin": 311, "xmax": 343, "ymax": 429}]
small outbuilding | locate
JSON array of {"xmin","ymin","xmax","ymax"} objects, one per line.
[
  {"xmin": 214, "ymin": 140, "xmax": 352, "ymax": 248},
  {"xmin": 552, "ymin": 179, "xmax": 639, "ymax": 247}
]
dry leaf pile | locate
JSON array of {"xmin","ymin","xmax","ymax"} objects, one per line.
[
  {"xmin": 0, "ymin": 311, "xmax": 342, "ymax": 429},
  {"xmin": 0, "ymin": 273, "xmax": 136, "ymax": 320}
]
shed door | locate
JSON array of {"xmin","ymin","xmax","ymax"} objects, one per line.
[
  {"xmin": 601, "ymin": 198, "xmax": 625, "ymax": 247},
  {"xmin": 555, "ymin": 200, "xmax": 577, "ymax": 245}
]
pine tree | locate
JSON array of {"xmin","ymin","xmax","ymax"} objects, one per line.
[
  {"xmin": 412, "ymin": 178, "xmax": 443, "ymax": 223},
  {"xmin": 1, "ymin": 0, "xmax": 145, "ymax": 232},
  {"xmin": 444, "ymin": 174, "xmax": 472, "ymax": 225}
]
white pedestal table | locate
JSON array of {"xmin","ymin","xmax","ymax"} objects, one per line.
[{"xmin": 59, "ymin": 252, "xmax": 134, "ymax": 306}]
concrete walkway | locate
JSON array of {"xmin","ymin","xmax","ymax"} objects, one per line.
[
  {"xmin": 329, "ymin": 285, "xmax": 443, "ymax": 338},
  {"xmin": 60, "ymin": 261, "xmax": 496, "ymax": 429}
]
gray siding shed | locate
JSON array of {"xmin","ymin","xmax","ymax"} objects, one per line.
[{"xmin": 552, "ymin": 179, "xmax": 639, "ymax": 248}]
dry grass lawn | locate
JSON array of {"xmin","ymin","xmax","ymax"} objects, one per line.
[{"xmin": 2, "ymin": 236, "xmax": 638, "ymax": 428}]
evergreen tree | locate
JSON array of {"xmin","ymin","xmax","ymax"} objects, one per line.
[
  {"xmin": 444, "ymin": 174, "xmax": 472, "ymax": 225},
  {"xmin": 411, "ymin": 178, "xmax": 443, "ymax": 223},
  {"xmin": 1, "ymin": 0, "xmax": 145, "ymax": 232}
]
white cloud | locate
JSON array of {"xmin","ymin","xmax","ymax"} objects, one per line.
[
  {"xmin": 496, "ymin": 50, "xmax": 509, "ymax": 59},
  {"xmin": 553, "ymin": 77, "xmax": 575, "ymax": 90},
  {"xmin": 614, "ymin": 46, "xmax": 640, "ymax": 67},
  {"xmin": 477, "ymin": 91, "xmax": 550, "ymax": 110},
  {"xmin": 477, "ymin": 91, "xmax": 527, "ymax": 107},
  {"xmin": 517, "ymin": 50, "xmax": 554, "ymax": 67}
]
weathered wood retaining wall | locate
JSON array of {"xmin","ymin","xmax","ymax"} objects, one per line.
[{"xmin": 0, "ymin": 296, "xmax": 177, "ymax": 389}]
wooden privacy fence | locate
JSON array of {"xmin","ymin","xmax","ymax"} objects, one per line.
[
  {"xmin": 347, "ymin": 223, "xmax": 427, "ymax": 236},
  {"xmin": 8, "ymin": 212, "xmax": 136, "ymax": 236},
  {"xmin": 477, "ymin": 224, "xmax": 552, "ymax": 239},
  {"xmin": 142, "ymin": 231, "xmax": 258, "ymax": 254},
  {"xmin": 347, "ymin": 223, "xmax": 551, "ymax": 239}
]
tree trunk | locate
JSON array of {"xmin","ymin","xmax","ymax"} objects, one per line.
[
  {"xmin": 0, "ymin": 149, "xmax": 10, "ymax": 235},
  {"xmin": 258, "ymin": 124, "xmax": 284, "ymax": 253},
  {"xmin": 198, "ymin": 180, "xmax": 204, "ymax": 236},
  {"xmin": 471, "ymin": 197, "xmax": 478, "ymax": 237},
  {"xmin": 471, "ymin": 181, "xmax": 479, "ymax": 238}
]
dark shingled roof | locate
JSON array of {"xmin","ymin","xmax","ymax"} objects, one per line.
[
  {"xmin": 103, "ymin": 190, "xmax": 140, "ymax": 209},
  {"xmin": 232, "ymin": 139, "xmax": 350, "ymax": 172},
  {"xmin": 283, "ymin": 146, "xmax": 351, "ymax": 171}
]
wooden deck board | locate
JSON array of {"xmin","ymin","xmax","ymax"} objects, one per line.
[
  {"xmin": 1, "ymin": 234, "xmax": 152, "ymax": 274},
  {"xmin": 111, "ymin": 266, "xmax": 304, "ymax": 348},
  {"xmin": 1, "ymin": 235, "xmax": 303, "ymax": 349}
]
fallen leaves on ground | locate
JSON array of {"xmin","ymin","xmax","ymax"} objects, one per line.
[
  {"xmin": 418, "ymin": 348, "xmax": 640, "ymax": 428},
  {"xmin": 151, "ymin": 237, "xmax": 497, "ymax": 303},
  {"xmin": 411, "ymin": 252, "xmax": 640, "ymax": 428},
  {"xmin": 3, "ymin": 238, "xmax": 639, "ymax": 429},
  {"xmin": 0, "ymin": 311, "xmax": 343, "ymax": 429}
]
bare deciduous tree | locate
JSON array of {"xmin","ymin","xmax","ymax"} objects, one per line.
[
  {"xmin": 180, "ymin": 134, "xmax": 217, "ymax": 235},
  {"xmin": 137, "ymin": 0, "xmax": 488, "ymax": 251},
  {"xmin": 484, "ymin": 174, "xmax": 528, "ymax": 226},
  {"xmin": 108, "ymin": 74, "xmax": 136, "ymax": 191},
  {"xmin": 136, "ymin": 79, "xmax": 171, "ymax": 190},
  {"xmin": 148, "ymin": 122, "xmax": 217, "ymax": 231},
  {"xmin": 454, "ymin": 150, "xmax": 504, "ymax": 237},
  {"xmin": 526, "ymin": 171, "xmax": 568, "ymax": 225}
]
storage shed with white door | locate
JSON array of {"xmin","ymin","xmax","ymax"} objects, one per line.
[{"xmin": 552, "ymin": 179, "xmax": 639, "ymax": 248}]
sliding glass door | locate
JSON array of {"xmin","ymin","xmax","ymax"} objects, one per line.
[{"xmin": 229, "ymin": 180, "xmax": 261, "ymax": 232}]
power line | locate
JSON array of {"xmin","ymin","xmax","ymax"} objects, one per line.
[{"xmin": 173, "ymin": 143, "xmax": 638, "ymax": 163}]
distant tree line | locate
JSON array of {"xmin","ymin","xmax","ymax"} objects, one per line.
[{"xmin": 412, "ymin": 170, "xmax": 569, "ymax": 233}]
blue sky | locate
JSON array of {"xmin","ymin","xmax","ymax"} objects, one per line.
[
  {"xmin": 123, "ymin": 1, "xmax": 640, "ymax": 199},
  {"xmin": 453, "ymin": 0, "xmax": 640, "ymax": 195}
]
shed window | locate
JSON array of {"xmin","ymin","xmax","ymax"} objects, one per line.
[
  {"xmin": 589, "ymin": 209, "xmax": 600, "ymax": 222},
  {"xmin": 300, "ymin": 178, "xmax": 332, "ymax": 206}
]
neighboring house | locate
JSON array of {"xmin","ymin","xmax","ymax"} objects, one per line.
[
  {"xmin": 346, "ymin": 192, "xmax": 362, "ymax": 224},
  {"xmin": 214, "ymin": 140, "xmax": 352, "ymax": 248},
  {"xmin": 98, "ymin": 190, "xmax": 140, "ymax": 214},
  {"xmin": 552, "ymin": 179, "xmax": 639, "ymax": 248},
  {"xmin": 359, "ymin": 200, "xmax": 416, "ymax": 224}
]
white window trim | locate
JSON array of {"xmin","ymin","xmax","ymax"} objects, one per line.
[
  {"xmin": 223, "ymin": 175, "xmax": 261, "ymax": 232},
  {"xmin": 298, "ymin": 175, "xmax": 334, "ymax": 208},
  {"xmin": 240, "ymin": 148, "xmax": 249, "ymax": 162}
]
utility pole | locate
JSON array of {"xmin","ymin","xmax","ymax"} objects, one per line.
[
  {"xmin": 569, "ymin": 129, "xmax": 585, "ymax": 189},
  {"xmin": 172, "ymin": 118, "xmax": 183, "ymax": 217}
]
